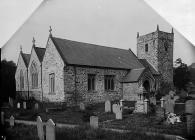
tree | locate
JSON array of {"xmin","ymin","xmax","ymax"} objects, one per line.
[
  {"xmin": 1, "ymin": 59, "xmax": 16, "ymax": 102},
  {"xmin": 173, "ymin": 58, "xmax": 190, "ymax": 90}
]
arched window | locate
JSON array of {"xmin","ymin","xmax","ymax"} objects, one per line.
[
  {"xmin": 20, "ymin": 70, "xmax": 24, "ymax": 90},
  {"xmin": 145, "ymin": 44, "xmax": 148, "ymax": 52},
  {"xmin": 30, "ymin": 61, "xmax": 38, "ymax": 88}
]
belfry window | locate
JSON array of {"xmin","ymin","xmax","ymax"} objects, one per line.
[{"xmin": 145, "ymin": 44, "xmax": 148, "ymax": 52}]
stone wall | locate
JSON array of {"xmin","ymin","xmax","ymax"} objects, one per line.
[
  {"xmin": 137, "ymin": 30, "xmax": 174, "ymax": 84},
  {"xmin": 64, "ymin": 66, "xmax": 128, "ymax": 105},
  {"xmin": 123, "ymin": 82, "xmax": 139, "ymax": 101},
  {"xmin": 28, "ymin": 47, "xmax": 42, "ymax": 101},
  {"xmin": 15, "ymin": 53, "xmax": 29, "ymax": 99},
  {"xmin": 42, "ymin": 37, "xmax": 65, "ymax": 102}
]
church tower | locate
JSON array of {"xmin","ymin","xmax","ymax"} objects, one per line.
[{"xmin": 137, "ymin": 25, "xmax": 174, "ymax": 84}]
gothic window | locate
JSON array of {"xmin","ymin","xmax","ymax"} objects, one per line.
[
  {"xmin": 164, "ymin": 41, "xmax": 168, "ymax": 52},
  {"xmin": 20, "ymin": 70, "xmax": 24, "ymax": 90},
  {"xmin": 49, "ymin": 73, "xmax": 55, "ymax": 93},
  {"xmin": 30, "ymin": 61, "xmax": 38, "ymax": 89},
  {"xmin": 88, "ymin": 74, "xmax": 95, "ymax": 91},
  {"xmin": 105, "ymin": 75, "xmax": 115, "ymax": 91},
  {"xmin": 145, "ymin": 44, "xmax": 148, "ymax": 52}
]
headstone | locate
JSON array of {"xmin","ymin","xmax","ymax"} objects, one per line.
[
  {"xmin": 79, "ymin": 102, "xmax": 85, "ymax": 111},
  {"xmin": 185, "ymin": 100, "xmax": 195, "ymax": 136},
  {"xmin": 105, "ymin": 100, "xmax": 111, "ymax": 112},
  {"xmin": 165, "ymin": 99, "xmax": 175, "ymax": 113},
  {"xmin": 112, "ymin": 104, "xmax": 118, "ymax": 114},
  {"xmin": 90, "ymin": 116, "xmax": 98, "ymax": 128},
  {"xmin": 46, "ymin": 119, "xmax": 55, "ymax": 140},
  {"xmin": 174, "ymin": 95, "xmax": 179, "ymax": 102},
  {"xmin": 37, "ymin": 116, "xmax": 44, "ymax": 140},
  {"xmin": 17, "ymin": 102, "xmax": 20, "ymax": 109},
  {"xmin": 35, "ymin": 103, "xmax": 39, "ymax": 110},
  {"xmin": 1, "ymin": 112, "xmax": 5, "ymax": 125},
  {"xmin": 120, "ymin": 99, "xmax": 124, "ymax": 107},
  {"xmin": 115, "ymin": 106, "xmax": 122, "ymax": 120},
  {"xmin": 10, "ymin": 116, "xmax": 14, "ymax": 127},
  {"xmin": 149, "ymin": 97, "xmax": 156, "ymax": 105},
  {"xmin": 23, "ymin": 102, "xmax": 26, "ymax": 109},
  {"xmin": 160, "ymin": 97, "xmax": 165, "ymax": 108},
  {"xmin": 9, "ymin": 97, "xmax": 14, "ymax": 107},
  {"xmin": 144, "ymin": 99, "xmax": 149, "ymax": 114},
  {"xmin": 134, "ymin": 100, "xmax": 144, "ymax": 113}
]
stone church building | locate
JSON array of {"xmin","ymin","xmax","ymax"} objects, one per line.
[{"xmin": 15, "ymin": 26, "xmax": 174, "ymax": 105}]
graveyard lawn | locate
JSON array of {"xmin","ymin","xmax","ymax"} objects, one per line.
[{"xmin": 101, "ymin": 113, "xmax": 187, "ymax": 136}]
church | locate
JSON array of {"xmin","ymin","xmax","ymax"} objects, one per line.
[{"xmin": 15, "ymin": 25, "xmax": 174, "ymax": 105}]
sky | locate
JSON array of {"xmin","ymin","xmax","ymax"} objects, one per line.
[{"xmin": 1, "ymin": 0, "xmax": 195, "ymax": 65}]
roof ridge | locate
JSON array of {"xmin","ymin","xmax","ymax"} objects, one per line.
[{"xmin": 52, "ymin": 36, "xmax": 129, "ymax": 51}]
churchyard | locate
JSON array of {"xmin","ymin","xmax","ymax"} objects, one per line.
[{"xmin": 1, "ymin": 91, "xmax": 195, "ymax": 140}]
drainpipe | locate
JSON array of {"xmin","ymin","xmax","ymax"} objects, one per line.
[
  {"xmin": 41, "ymin": 63, "xmax": 43, "ymax": 102},
  {"xmin": 27, "ymin": 68, "xmax": 29, "ymax": 100}
]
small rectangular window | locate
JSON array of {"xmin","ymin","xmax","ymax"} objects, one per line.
[
  {"xmin": 105, "ymin": 75, "xmax": 115, "ymax": 91},
  {"xmin": 145, "ymin": 44, "xmax": 148, "ymax": 52},
  {"xmin": 88, "ymin": 74, "xmax": 95, "ymax": 91},
  {"xmin": 49, "ymin": 73, "xmax": 55, "ymax": 93}
]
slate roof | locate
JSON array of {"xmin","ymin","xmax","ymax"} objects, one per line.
[
  {"xmin": 51, "ymin": 37, "xmax": 144, "ymax": 69},
  {"xmin": 122, "ymin": 68, "xmax": 145, "ymax": 83},
  {"xmin": 139, "ymin": 59, "xmax": 159, "ymax": 75},
  {"xmin": 34, "ymin": 47, "xmax": 46, "ymax": 62},
  {"xmin": 21, "ymin": 53, "xmax": 30, "ymax": 67}
]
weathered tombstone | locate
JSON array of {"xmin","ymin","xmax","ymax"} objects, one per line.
[
  {"xmin": 112, "ymin": 104, "xmax": 118, "ymax": 114},
  {"xmin": 79, "ymin": 102, "xmax": 85, "ymax": 111},
  {"xmin": 37, "ymin": 116, "xmax": 44, "ymax": 140},
  {"xmin": 35, "ymin": 103, "xmax": 39, "ymax": 110},
  {"xmin": 160, "ymin": 97, "xmax": 165, "ymax": 108},
  {"xmin": 90, "ymin": 116, "xmax": 98, "ymax": 128},
  {"xmin": 115, "ymin": 106, "xmax": 122, "ymax": 120},
  {"xmin": 134, "ymin": 100, "xmax": 144, "ymax": 113},
  {"xmin": 46, "ymin": 119, "xmax": 55, "ymax": 140},
  {"xmin": 9, "ymin": 97, "xmax": 14, "ymax": 107},
  {"xmin": 165, "ymin": 99, "xmax": 175, "ymax": 113},
  {"xmin": 105, "ymin": 100, "xmax": 111, "ymax": 112},
  {"xmin": 23, "ymin": 101, "xmax": 26, "ymax": 109},
  {"xmin": 10, "ymin": 115, "xmax": 14, "ymax": 127},
  {"xmin": 120, "ymin": 99, "xmax": 124, "ymax": 107},
  {"xmin": 185, "ymin": 100, "xmax": 195, "ymax": 136},
  {"xmin": 1, "ymin": 112, "xmax": 5, "ymax": 125},
  {"xmin": 17, "ymin": 102, "xmax": 20, "ymax": 109},
  {"xmin": 149, "ymin": 97, "xmax": 156, "ymax": 105},
  {"xmin": 144, "ymin": 99, "xmax": 149, "ymax": 114}
]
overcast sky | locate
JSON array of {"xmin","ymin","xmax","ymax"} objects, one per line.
[{"xmin": 1, "ymin": 0, "xmax": 195, "ymax": 65}]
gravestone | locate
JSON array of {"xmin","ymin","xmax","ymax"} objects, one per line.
[
  {"xmin": 165, "ymin": 99, "xmax": 175, "ymax": 113},
  {"xmin": 105, "ymin": 100, "xmax": 111, "ymax": 112},
  {"xmin": 1, "ymin": 112, "xmax": 5, "ymax": 125},
  {"xmin": 10, "ymin": 116, "xmax": 14, "ymax": 127},
  {"xmin": 79, "ymin": 102, "xmax": 85, "ymax": 111},
  {"xmin": 112, "ymin": 104, "xmax": 118, "ymax": 114},
  {"xmin": 160, "ymin": 97, "xmax": 165, "ymax": 108},
  {"xmin": 134, "ymin": 100, "xmax": 144, "ymax": 113},
  {"xmin": 37, "ymin": 116, "xmax": 44, "ymax": 140},
  {"xmin": 149, "ymin": 97, "xmax": 156, "ymax": 105},
  {"xmin": 23, "ymin": 102, "xmax": 26, "ymax": 109},
  {"xmin": 90, "ymin": 116, "xmax": 98, "ymax": 128},
  {"xmin": 144, "ymin": 99, "xmax": 149, "ymax": 114},
  {"xmin": 46, "ymin": 119, "xmax": 55, "ymax": 140},
  {"xmin": 35, "ymin": 103, "xmax": 39, "ymax": 110},
  {"xmin": 120, "ymin": 99, "xmax": 124, "ymax": 107},
  {"xmin": 115, "ymin": 106, "xmax": 122, "ymax": 120},
  {"xmin": 9, "ymin": 97, "xmax": 14, "ymax": 107},
  {"xmin": 17, "ymin": 102, "xmax": 20, "ymax": 109},
  {"xmin": 185, "ymin": 100, "xmax": 195, "ymax": 136}
]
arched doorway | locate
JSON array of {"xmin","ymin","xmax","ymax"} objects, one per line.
[{"xmin": 143, "ymin": 80, "xmax": 150, "ymax": 92}]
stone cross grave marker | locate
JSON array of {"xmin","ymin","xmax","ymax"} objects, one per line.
[
  {"xmin": 46, "ymin": 119, "xmax": 55, "ymax": 140},
  {"xmin": 79, "ymin": 102, "xmax": 85, "ymax": 111},
  {"xmin": 37, "ymin": 116, "xmax": 44, "ymax": 140},
  {"xmin": 10, "ymin": 115, "xmax": 14, "ymax": 127},
  {"xmin": 90, "ymin": 116, "xmax": 99, "ymax": 129},
  {"xmin": 115, "ymin": 105, "xmax": 122, "ymax": 120},
  {"xmin": 9, "ymin": 97, "xmax": 13, "ymax": 107},
  {"xmin": 35, "ymin": 103, "xmax": 39, "ymax": 110},
  {"xmin": 23, "ymin": 101, "xmax": 26, "ymax": 109},
  {"xmin": 105, "ymin": 100, "xmax": 111, "ymax": 112},
  {"xmin": 1, "ymin": 112, "xmax": 5, "ymax": 125},
  {"xmin": 17, "ymin": 102, "xmax": 20, "ymax": 109}
]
